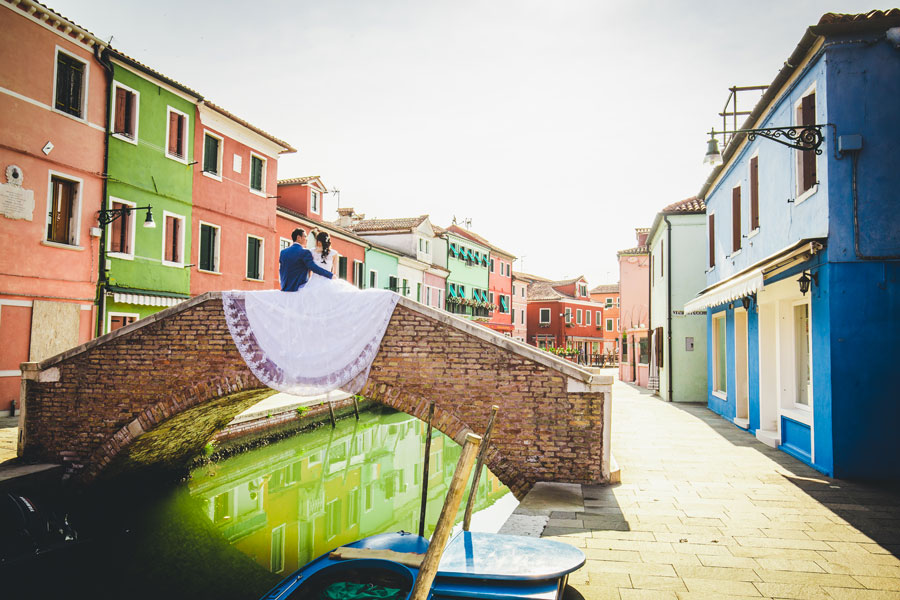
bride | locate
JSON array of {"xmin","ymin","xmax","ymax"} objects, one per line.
[{"xmin": 222, "ymin": 228, "xmax": 399, "ymax": 397}]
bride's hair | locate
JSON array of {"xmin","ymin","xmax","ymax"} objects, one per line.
[{"xmin": 316, "ymin": 231, "xmax": 331, "ymax": 263}]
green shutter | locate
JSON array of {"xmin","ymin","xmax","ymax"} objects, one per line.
[
  {"xmin": 204, "ymin": 136, "xmax": 218, "ymax": 173},
  {"xmin": 247, "ymin": 238, "xmax": 259, "ymax": 279},
  {"xmin": 200, "ymin": 225, "xmax": 211, "ymax": 270},
  {"xmin": 251, "ymin": 156, "xmax": 263, "ymax": 190}
]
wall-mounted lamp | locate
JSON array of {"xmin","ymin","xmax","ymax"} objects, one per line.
[
  {"xmin": 741, "ymin": 297, "xmax": 751, "ymax": 310},
  {"xmin": 797, "ymin": 271, "xmax": 818, "ymax": 296},
  {"xmin": 703, "ymin": 125, "xmax": 826, "ymax": 167},
  {"xmin": 98, "ymin": 205, "xmax": 156, "ymax": 229}
]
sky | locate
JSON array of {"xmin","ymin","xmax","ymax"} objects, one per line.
[{"xmin": 48, "ymin": 0, "xmax": 881, "ymax": 285}]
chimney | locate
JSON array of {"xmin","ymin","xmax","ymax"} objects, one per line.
[{"xmin": 336, "ymin": 207, "xmax": 356, "ymax": 228}]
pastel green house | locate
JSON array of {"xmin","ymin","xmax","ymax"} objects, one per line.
[
  {"xmin": 364, "ymin": 243, "xmax": 400, "ymax": 291},
  {"xmin": 100, "ymin": 51, "xmax": 201, "ymax": 333},
  {"xmin": 443, "ymin": 230, "xmax": 490, "ymax": 319}
]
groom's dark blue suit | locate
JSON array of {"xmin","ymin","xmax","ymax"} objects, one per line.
[{"xmin": 279, "ymin": 243, "xmax": 334, "ymax": 291}]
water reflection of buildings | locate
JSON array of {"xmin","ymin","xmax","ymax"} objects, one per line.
[{"xmin": 188, "ymin": 410, "xmax": 510, "ymax": 574}]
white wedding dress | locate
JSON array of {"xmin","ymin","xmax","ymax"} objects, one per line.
[{"xmin": 222, "ymin": 247, "xmax": 399, "ymax": 397}]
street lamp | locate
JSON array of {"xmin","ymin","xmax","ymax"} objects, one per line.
[
  {"xmin": 98, "ymin": 205, "xmax": 156, "ymax": 228},
  {"xmin": 703, "ymin": 125, "xmax": 826, "ymax": 167},
  {"xmin": 797, "ymin": 271, "xmax": 818, "ymax": 296}
]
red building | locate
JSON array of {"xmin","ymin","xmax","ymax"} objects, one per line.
[
  {"xmin": 526, "ymin": 276, "xmax": 608, "ymax": 365},
  {"xmin": 590, "ymin": 283, "xmax": 620, "ymax": 358},
  {"xmin": 446, "ymin": 225, "xmax": 515, "ymax": 336},
  {"xmin": 275, "ymin": 178, "xmax": 368, "ymax": 287},
  {"xmin": 190, "ymin": 102, "xmax": 295, "ymax": 295}
]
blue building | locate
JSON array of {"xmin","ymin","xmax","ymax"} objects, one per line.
[{"xmin": 685, "ymin": 11, "xmax": 900, "ymax": 479}]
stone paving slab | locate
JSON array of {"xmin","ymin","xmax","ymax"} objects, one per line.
[{"xmin": 508, "ymin": 371, "xmax": 900, "ymax": 600}]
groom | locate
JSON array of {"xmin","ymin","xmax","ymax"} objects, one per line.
[{"xmin": 279, "ymin": 228, "xmax": 334, "ymax": 291}]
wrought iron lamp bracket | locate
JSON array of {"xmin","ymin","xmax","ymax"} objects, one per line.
[
  {"xmin": 97, "ymin": 205, "xmax": 153, "ymax": 226},
  {"xmin": 714, "ymin": 125, "xmax": 827, "ymax": 154}
]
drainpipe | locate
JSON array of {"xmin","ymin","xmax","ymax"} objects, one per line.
[
  {"xmin": 664, "ymin": 215, "xmax": 673, "ymax": 402},
  {"xmin": 94, "ymin": 44, "xmax": 114, "ymax": 338}
]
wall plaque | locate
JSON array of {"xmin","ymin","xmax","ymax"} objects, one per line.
[{"xmin": 0, "ymin": 183, "xmax": 35, "ymax": 221}]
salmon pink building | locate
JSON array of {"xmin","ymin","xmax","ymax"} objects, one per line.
[
  {"xmin": 590, "ymin": 283, "xmax": 620, "ymax": 358},
  {"xmin": 0, "ymin": 2, "xmax": 107, "ymax": 411},
  {"xmin": 526, "ymin": 276, "xmax": 607, "ymax": 365},
  {"xmin": 276, "ymin": 180, "xmax": 368, "ymax": 287},
  {"xmin": 446, "ymin": 225, "xmax": 515, "ymax": 336},
  {"xmin": 618, "ymin": 229, "xmax": 650, "ymax": 386},
  {"xmin": 190, "ymin": 103, "xmax": 295, "ymax": 295}
]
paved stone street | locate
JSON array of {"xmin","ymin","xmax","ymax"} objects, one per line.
[
  {"xmin": 0, "ymin": 415, "xmax": 18, "ymax": 464},
  {"xmin": 547, "ymin": 373, "xmax": 900, "ymax": 600}
]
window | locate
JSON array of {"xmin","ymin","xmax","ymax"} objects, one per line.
[
  {"xmin": 417, "ymin": 282, "xmax": 422, "ymax": 302},
  {"xmin": 246, "ymin": 235, "xmax": 264, "ymax": 280},
  {"xmin": 578, "ymin": 283, "xmax": 587, "ymax": 296},
  {"xmin": 202, "ymin": 131, "xmax": 222, "ymax": 177},
  {"xmin": 732, "ymin": 186, "xmax": 742, "ymax": 254},
  {"xmin": 794, "ymin": 303, "xmax": 811, "ymax": 407},
  {"xmin": 402, "ymin": 278, "xmax": 409, "ymax": 296},
  {"xmin": 54, "ymin": 49, "xmax": 86, "ymax": 119},
  {"xmin": 616, "ymin": 318, "xmax": 620, "ymax": 330},
  {"xmin": 270, "ymin": 524, "xmax": 285, "ymax": 573},
  {"xmin": 250, "ymin": 153, "xmax": 266, "ymax": 194},
  {"xmin": 713, "ymin": 314, "xmax": 727, "ymax": 395},
  {"xmin": 162, "ymin": 212, "xmax": 185, "ymax": 266},
  {"xmin": 639, "ymin": 337, "xmax": 649, "ymax": 364},
  {"xmin": 338, "ymin": 256, "xmax": 348, "ymax": 280},
  {"xmin": 425, "ymin": 286, "xmax": 431, "ymax": 305},
  {"xmin": 489, "ymin": 292, "xmax": 494, "ymax": 304},
  {"xmin": 586, "ymin": 310, "xmax": 591, "ymax": 326},
  {"xmin": 325, "ymin": 499, "xmax": 341, "ymax": 540},
  {"xmin": 539, "ymin": 308, "xmax": 550, "ymax": 324},
  {"xmin": 520, "ymin": 311, "xmax": 524, "ymax": 325},
  {"xmin": 108, "ymin": 198, "xmax": 135, "ymax": 257},
  {"xmin": 490, "ymin": 259, "xmax": 495, "ymax": 272},
  {"xmin": 354, "ymin": 261, "xmax": 364, "ymax": 289},
  {"xmin": 606, "ymin": 318, "xmax": 613, "ymax": 331},
  {"xmin": 576, "ymin": 309, "xmax": 582, "ymax": 325},
  {"xmin": 708, "ymin": 213, "xmax": 716, "ymax": 268},
  {"xmin": 565, "ymin": 308, "xmax": 572, "ymax": 323},
  {"xmin": 796, "ymin": 89, "xmax": 817, "ymax": 195},
  {"xmin": 388, "ymin": 275, "xmax": 399, "ymax": 292},
  {"xmin": 166, "ymin": 107, "xmax": 189, "ymax": 161},
  {"xmin": 112, "ymin": 82, "xmax": 138, "ymax": 141},
  {"xmin": 596, "ymin": 311, "xmax": 601, "ymax": 326},
  {"xmin": 521, "ymin": 287, "xmax": 525, "ymax": 298},
  {"xmin": 369, "ymin": 270, "xmax": 378, "ymax": 289},
  {"xmin": 310, "ymin": 190, "xmax": 320, "ymax": 213},
  {"xmin": 109, "ymin": 313, "xmax": 137, "ymax": 332},
  {"xmin": 199, "ymin": 222, "xmax": 220, "ymax": 272},
  {"xmin": 749, "ymin": 155, "xmax": 759, "ymax": 231},
  {"xmin": 279, "ymin": 237, "xmax": 291, "ymax": 251},
  {"xmin": 660, "ymin": 242, "xmax": 664, "ymax": 277},
  {"xmin": 46, "ymin": 174, "xmax": 80, "ymax": 246},
  {"xmin": 605, "ymin": 297, "xmax": 613, "ymax": 308}
]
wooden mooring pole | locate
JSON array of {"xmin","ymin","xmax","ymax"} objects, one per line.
[
  {"xmin": 328, "ymin": 400, "xmax": 336, "ymax": 428},
  {"xmin": 418, "ymin": 400, "xmax": 435, "ymax": 538},
  {"xmin": 463, "ymin": 404, "xmax": 498, "ymax": 531},
  {"xmin": 352, "ymin": 395, "xmax": 360, "ymax": 420}
]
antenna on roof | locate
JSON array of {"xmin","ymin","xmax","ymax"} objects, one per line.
[
  {"xmin": 451, "ymin": 215, "xmax": 457, "ymax": 225},
  {"xmin": 330, "ymin": 187, "xmax": 340, "ymax": 208},
  {"xmin": 463, "ymin": 218, "xmax": 472, "ymax": 229}
]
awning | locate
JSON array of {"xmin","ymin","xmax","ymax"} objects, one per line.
[
  {"xmin": 500, "ymin": 296, "xmax": 508, "ymax": 311},
  {"xmin": 481, "ymin": 255, "xmax": 489, "ymax": 266},
  {"xmin": 111, "ymin": 291, "xmax": 186, "ymax": 307},
  {"xmin": 448, "ymin": 284, "xmax": 457, "ymax": 298},
  {"xmin": 684, "ymin": 269, "xmax": 763, "ymax": 313},
  {"xmin": 449, "ymin": 244, "xmax": 458, "ymax": 257}
]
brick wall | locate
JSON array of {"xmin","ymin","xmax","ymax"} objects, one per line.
[{"xmin": 20, "ymin": 293, "xmax": 610, "ymax": 496}]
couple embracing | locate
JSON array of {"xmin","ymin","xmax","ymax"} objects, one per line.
[{"xmin": 279, "ymin": 227, "xmax": 336, "ymax": 291}]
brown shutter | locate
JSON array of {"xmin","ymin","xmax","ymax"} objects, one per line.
[
  {"xmin": 732, "ymin": 186, "xmax": 741, "ymax": 253},
  {"xmin": 168, "ymin": 113, "xmax": 178, "ymax": 154},
  {"xmin": 709, "ymin": 214, "xmax": 715, "ymax": 268},
  {"xmin": 165, "ymin": 216, "xmax": 175, "ymax": 262},
  {"xmin": 114, "ymin": 87, "xmax": 127, "ymax": 133},
  {"xmin": 175, "ymin": 115, "xmax": 184, "ymax": 157},
  {"xmin": 750, "ymin": 156, "xmax": 759, "ymax": 230},
  {"xmin": 801, "ymin": 93, "xmax": 816, "ymax": 190},
  {"xmin": 110, "ymin": 202, "xmax": 123, "ymax": 253}
]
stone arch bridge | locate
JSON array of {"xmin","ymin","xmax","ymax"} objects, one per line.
[{"xmin": 19, "ymin": 293, "xmax": 611, "ymax": 498}]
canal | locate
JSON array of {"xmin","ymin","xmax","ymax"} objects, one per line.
[{"xmin": 5, "ymin": 407, "xmax": 516, "ymax": 599}]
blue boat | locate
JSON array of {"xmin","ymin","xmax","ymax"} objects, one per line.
[{"xmin": 260, "ymin": 529, "xmax": 585, "ymax": 600}]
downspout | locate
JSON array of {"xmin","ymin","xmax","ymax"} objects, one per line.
[
  {"xmin": 664, "ymin": 215, "xmax": 673, "ymax": 402},
  {"xmin": 94, "ymin": 44, "xmax": 114, "ymax": 338}
]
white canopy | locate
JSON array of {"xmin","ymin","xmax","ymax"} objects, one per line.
[{"xmin": 684, "ymin": 269, "xmax": 764, "ymax": 313}]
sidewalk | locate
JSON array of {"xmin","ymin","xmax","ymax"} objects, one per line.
[{"xmin": 514, "ymin": 373, "xmax": 900, "ymax": 599}]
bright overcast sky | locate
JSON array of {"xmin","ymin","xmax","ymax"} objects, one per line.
[{"xmin": 50, "ymin": 0, "xmax": 878, "ymax": 284}]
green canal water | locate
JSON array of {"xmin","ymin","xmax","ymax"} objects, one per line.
[{"xmin": 5, "ymin": 408, "xmax": 515, "ymax": 600}]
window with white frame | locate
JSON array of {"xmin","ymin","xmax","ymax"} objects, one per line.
[
  {"xmin": 279, "ymin": 237, "xmax": 291, "ymax": 251},
  {"xmin": 166, "ymin": 107, "xmax": 189, "ymax": 162},
  {"xmin": 520, "ymin": 311, "xmax": 524, "ymax": 325},
  {"xmin": 198, "ymin": 222, "xmax": 221, "ymax": 272},
  {"xmin": 713, "ymin": 313, "xmax": 727, "ymax": 395},
  {"xmin": 54, "ymin": 48, "xmax": 88, "ymax": 119},
  {"xmin": 310, "ymin": 190, "xmax": 320, "ymax": 213},
  {"xmin": 108, "ymin": 197, "xmax": 135, "ymax": 258},
  {"xmin": 46, "ymin": 173, "xmax": 81, "ymax": 247},
  {"xmin": 796, "ymin": 87, "xmax": 817, "ymax": 196},
  {"xmin": 202, "ymin": 131, "xmax": 223, "ymax": 177},
  {"xmin": 595, "ymin": 311, "xmax": 601, "ymax": 326},
  {"xmin": 793, "ymin": 302, "xmax": 812, "ymax": 407},
  {"xmin": 605, "ymin": 297, "xmax": 613, "ymax": 308},
  {"xmin": 162, "ymin": 212, "xmax": 186, "ymax": 266},
  {"xmin": 578, "ymin": 283, "xmax": 587, "ymax": 296},
  {"xmin": 539, "ymin": 308, "xmax": 550, "ymax": 324},
  {"xmin": 246, "ymin": 234, "xmax": 264, "ymax": 280},
  {"xmin": 250, "ymin": 153, "xmax": 266, "ymax": 194},
  {"xmin": 270, "ymin": 524, "xmax": 285, "ymax": 573},
  {"xmin": 108, "ymin": 312, "xmax": 138, "ymax": 332},
  {"xmin": 565, "ymin": 308, "xmax": 572, "ymax": 323},
  {"xmin": 749, "ymin": 153, "xmax": 760, "ymax": 232},
  {"xmin": 576, "ymin": 309, "xmax": 582, "ymax": 325},
  {"xmin": 369, "ymin": 270, "xmax": 378, "ymax": 289},
  {"xmin": 606, "ymin": 318, "xmax": 613, "ymax": 331},
  {"xmin": 586, "ymin": 310, "xmax": 591, "ymax": 326},
  {"xmin": 111, "ymin": 81, "xmax": 138, "ymax": 142},
  {"xmin": 354, "ymin": 260, "xmax": 365, "ymax": 289}
]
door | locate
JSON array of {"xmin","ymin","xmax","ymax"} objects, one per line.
[{"xmin": 734, "ymin": 309, "xmax": 749, "ymax": 425}]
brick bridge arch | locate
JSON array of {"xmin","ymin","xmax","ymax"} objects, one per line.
[{"xmin": 19, "ymin": 293, "xmax": 611, "ymax": 497}]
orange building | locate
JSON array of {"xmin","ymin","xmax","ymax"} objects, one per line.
[
  {"xmin": 0, "ymin": 2, "xmax": 108, "ymax": 411},
  {"xmin": 590, "ymin": 283, "xmax": 620, "ymax": 357}
]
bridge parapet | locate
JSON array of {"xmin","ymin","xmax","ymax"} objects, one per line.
[{"xmin": 19, "ymin": 292, "xmax": 611, "ymax": 496}]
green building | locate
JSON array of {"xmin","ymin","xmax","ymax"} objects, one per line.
[
  {"xmin": 443, "ymin": 230, "xmax": 490, "ymax": 319},
  {"xmin": 99, "ymin": 51, "xmax": 201, "ymax": 334},
  {"xmin": 364, "ymin": 243, "xmax": 400, "ymax": 291}
]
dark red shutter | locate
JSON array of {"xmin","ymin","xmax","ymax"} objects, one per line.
[
  {"xmin": 732, "ymin": 186, "xmax": 741, "ymax": 253},
  {"xmin": 165, "ymin": 216, "xmax": 175, "ymax": 262},
  {"xmin": 168, "ymin": 114, "xmax": 178, "ymax": 155},
  {"xmin": 801, "ymin": 93, "xmax": 816, "ymax": 191},
  {"xmin": 709, "ymin": 214, "xmax": 715, "ymax": 268},
  {"xmin": 114, "ymin": 87, "xmax": 127, "ymax": 133},
  {"xmin": 750, "ymin": 156, "xmax": 759, "ymax": 230}
]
